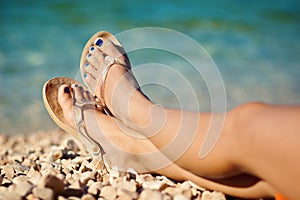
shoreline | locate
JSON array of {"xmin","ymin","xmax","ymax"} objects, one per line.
[{"xmin": 0, "ymin": 130, "xmax": 226, "ymax": 200}]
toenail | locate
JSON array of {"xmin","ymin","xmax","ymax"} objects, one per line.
[
  {"xmin": 64, "ymin": 87, "xmax": 70, "ymax": 93},
  {"xmin": 83, "ymin": 73, "xmax": 87, "ymax": 78},
  {"xmin": 84, "ymin": 63, "xmax": 89, "ymax": 67},
  {"xmin": 90, "ymin": 46, "xmax": 95, "ymax": 51},
  {"xmin": 87, "ymin": 53, "xmax": 92, "ymax": 58},
  {"xmin": 95, "ymin": 38, "xmax": 103, "ymax": 47}
]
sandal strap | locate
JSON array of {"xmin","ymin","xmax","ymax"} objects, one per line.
[
  {"xmin": 73, "ymin": 91, "xmax": 112, "ymax": 171},
  {"xmin": 98, "ymin": 56, "xmax": 126, "ymax": 116}
]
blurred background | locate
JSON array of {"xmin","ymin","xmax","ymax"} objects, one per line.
[{"xmin": 0, "ymin": 0, "xmax": 299, "ymax": 135}]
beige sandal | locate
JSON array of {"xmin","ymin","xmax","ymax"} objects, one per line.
[
  {"xmin": 80, "ymin": 31, "xmax": 130, "ymax": 116},
  {"xmin": 42, "ymin": 77, "xmax": 111, "ymax": 171}
]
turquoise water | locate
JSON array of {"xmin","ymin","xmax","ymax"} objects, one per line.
[{"xmin": 0, "ymin": 0, "xmax": 300, "ymax": 134}]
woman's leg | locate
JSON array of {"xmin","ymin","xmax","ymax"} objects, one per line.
[
  {"xmin": 81, "ymin": 37, "xmax": 299, "ymax": 197},
  {"xmin": 82, "ymin": 38, "xmax": 240, "ymax": 177},
  {"xmin": 229, "ymin": 103, "xmax": 300, "ymax": 199}
]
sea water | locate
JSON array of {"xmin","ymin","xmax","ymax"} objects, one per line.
[{"xmin": 0, "ymin": 0, "xmax": 299, "ymax": 134}]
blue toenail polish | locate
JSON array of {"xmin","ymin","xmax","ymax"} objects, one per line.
[
  {"xmin": 95, "ymin": 38, "xmax": 103, "ymax": 47},
  {"xmin": 88, "ymin": 53, "xmax": 92, "ymax": 58},
  {"xmin": 84, "ymin": 73, "xmax": 87, "ymax": 78},
  {"xmin": 90, "ymin": 46, "xmax": 95, "ymax": 51},
  {"xmin": 84, "ymin": 63, "xmax": 89, "ymax": 67},
  {"xmin": 64, "ymin": 87, "xmax": 70, "ymax": 93}
]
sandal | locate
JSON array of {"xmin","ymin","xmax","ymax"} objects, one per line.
[
  {"xmin": 42, "ymin": 77, "xmax": 111, "ymax": 171},
  {"xmin": 80, "ymin": 31, "xmax": 130, "ymax": 116}
]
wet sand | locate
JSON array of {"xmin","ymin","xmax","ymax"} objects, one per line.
[{"xmin": 0, "ymin": 130, "xmax": 226, "ymax": 200}]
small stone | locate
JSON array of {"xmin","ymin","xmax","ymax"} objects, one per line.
[
  {"xmin": 138, "ymin": 189, "xmax": 162, "ymax": 200},
  {"xmin": 182, "ymin": 189, "xmax": 192, "ymax": 199},
  {"xmin": 65, "ymin": 139, "xmax": 80, "ymax": 152},
  {"xmin": 82, "ymin": 194, "xmax": 96, "ymax": 200},
  {"xmin": 201, "ymin": 191, "xmax": 212, "ymax": 200},
  {"xmin": 12, "ymin": 163, "xmax": 29, "ymax": 174},
  {"xmin": 0, "ymin": 191, "xmax": 22, "ymax": 200},
  {"xmin": 118, "ymin": 181, "xmax": 137, "ymax": 192},
  {"xmin": 1, "ymin": 177, "xmax": 12, "ymax": 185},
  {"xmin": 26, "ymin": 193, "xmax": 38, "ymax": 200},
  {"xmin": 67, "ymin": 197, "xmax": 81, "ymax": 200},
  {"xmin": 22, "ymin": 158, "xmax": 34, "ymax": 167},
  {"xmin": 116, "ymin": 194, "xmax": 133, "ymax": 200},
  {"xmin": 102, "ymin": 174, "xmax": 110, "ymax": 185},
  {"xmin": 136, "ymin": 174, "xmax": 156, "ymax": 183},
  {"xmin": 13, "ymin": 175, "xmax": 29, "ymax": 184},
  {"xmin": 63, "ymin": 188, "xmax": 83, "ymax": 197},
  {"xmin": 191, "ymin": 187, "xmax": 200, "ymax": 197},
  {"xmin": 78, "ymin": 160, "xmax": 93, "ymax": 173},
  {"xmin": 41, "ymin": 174, "xmax": 64, "ymax": 195},
  {"xmin": 87, "ymin": 182, "xmax": 102, "ymax": 195},
  {"xmin": 2, "ymin": 165, "xmax": 15, "ymax": 179},
  {"xmin": 110, "ymin": 167, "xmax": 120, "ymax": 178},
  {"xmin": 142, "ymin": 180, "xmax": 168, "ymax": 191},
  {"xmin": 163, "ymin": 187, "xmax": 183, "ymax": 197},
  {"xmin": 14, "ymin": 181, "xmax": 33, "ymax": 196},
  {"xmin": 57, "ymin": 196, "xmax": 67, "ymax": 200},
  {"xmin": 33, "ymin": 186, "xmax": 54, "ymax": 200},
  {"xmin": 69, "ymin": 180, "xmax": 83, "ymax": 190},
  {"xmin": 180, "ymin": 181, "xmax": 191, "ymax": 190},
  {"xmin": 126, "ymin": 168, "xmax": 137, "ymax": 180},
  {"xmin": 210, "ymin": 191, "xmax": 226, "ymax": 200},
  {"xmin": 155, "ymin": 176, "xmax": 175, "ymax": 187},
  {"xmin": 117, "ymin": 188, "xmax": 138, "ymax": 200},
  {"xmin": 51, "ymin": 149, "xmax": 63, "ymax": 161},
  {"xmin": 0, "ymin": 176, "xmax": 3, "ymax": 185},
  {"xmin": 72, "ymin": 156, "xmax": 86, "ymax": 165},
  {"xmin": 173, "ymin": 194, "xmax": 189, "ymax": 200},
  {"xmin": 27, "ymin": 168, "xmax": 42, "ymax": 185},
  {"xmin": 187, "ymin": 180, "xmax": 205, "ymax": 191},
  {"xmin": 100, "ymin": 186, "xmax": 117, "ymax": 200},
  {"xmin": 80, "ymin": 171, "xmax": 94, "ymax": 184},
  {"xmin": 8, "ymin": 183, "xmax": 16, "ymax": 192},
  {"xmin": 162, "ymin": 194, "xmax": 172, "ymax": 200}
]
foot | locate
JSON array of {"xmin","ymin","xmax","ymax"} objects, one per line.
[
  {"xmin": 81, "ymin": 37, "xmax": 153, "ymax": 127},
  {"xmin": 57, "ymin": 84, "xmax": 176, "ymax": 174}
]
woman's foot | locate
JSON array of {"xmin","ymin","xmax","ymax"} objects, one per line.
[
  {"xmin": 81, "ymin": 37, "xmax": 154, "ymax": 128},
  {"xmin": 57, "ymin": 83, "xmax": 180, "ymax": 174}
]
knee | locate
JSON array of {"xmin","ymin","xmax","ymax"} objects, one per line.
[
  {"xmin": 235, "ymin": 102, "xmax": 267, "ymax": 117},
  {"xmin": 229, "ymin": 102, "xmax": 268, "ymax": 141}
]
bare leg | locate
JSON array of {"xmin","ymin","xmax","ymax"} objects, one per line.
[
  {"xmin": 230, "ymin": 103, "xmax": 300, "ymax": 199},
  {"xmin": 81, "ymin": 37, "xmax": 299, "ymax": 198},
  {"xmin": 57, "ymin": 84, "xmax": 243, "ymax": 184},
  {"xmin": 82, "ymin": 38, "xmax": 239, "ymax": 178}
]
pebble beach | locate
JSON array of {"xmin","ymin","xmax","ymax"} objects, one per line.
[{"xmin": 0, "ymin": 130, "xmax": 227, "ymax": 200}]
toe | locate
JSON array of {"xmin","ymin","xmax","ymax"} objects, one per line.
[
  {"xmin": 83, "ymin": 90, "xmax": 93, "ymax": 101},
  {"xmin": 58, "ymin": 84, "xmax": 75, "ymax": 128},
  {"xmin": 83, "ymin": 63, "xmax": 98, "ymax": 78},
  {"xmin": 83, "ymin": 73, "xmax": 98, "ymax": 95},
  {"xmin": 94, "ymin": 37, "xmax": 124, "ymax": 59},
  {"xmin": 72, "ymin": 84, "xmax": 85, "ymax": 101}
]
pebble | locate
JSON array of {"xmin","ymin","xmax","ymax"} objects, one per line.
[
  {"xmin": 142, "ymin": 180, "xmax": 168, "ymax": 191},
  {"xmin": 173, "ymin": 194, "xmax": 190, "ymax": 200},
  {"xmin": 14, "ymin": 181, "xmax": 33, "ymax": 196},
  {"xmin": 1, "ymin": 165, "xmax": 15, "ymax": 179},
  {"xmin": 32, "ymin": 186, "xmax": 54, "ymax": 200},
  {"xmin": 138, "ymin": 189, "xmax": 162, "ymax": 200},
  {"xmin": 100, "ymin": 186, "xmax": 117, "ymax": 200},
  {"xmin": 0, "ymin": 131, "xmax": 226, "ymax": 200},
  {"xmin": 41, "ymin": 174, "xmax": 65, "ymax": 195}
]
